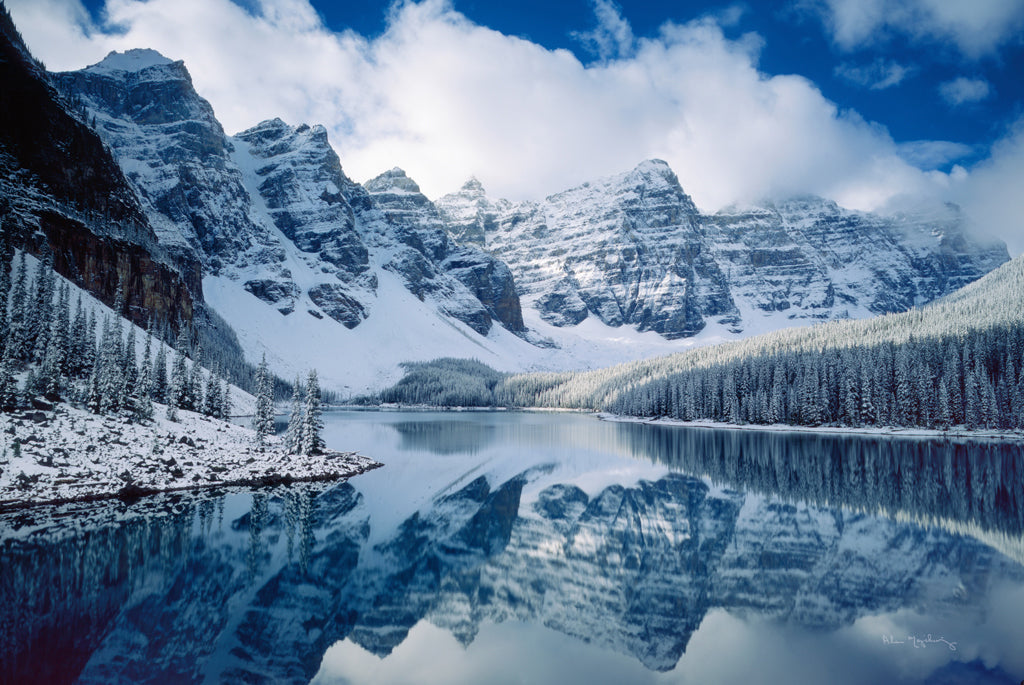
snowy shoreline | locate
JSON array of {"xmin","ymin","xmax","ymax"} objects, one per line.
[
  {"xmin": 0, "ymin": 404, "xmax": 382, "ymax": 511},
  {"xmin": 597, "ymin": 413, "xmax": 1024, "ymax": 442}
]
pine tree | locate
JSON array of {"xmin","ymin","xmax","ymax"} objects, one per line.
[
  {"xmin": 169, "ymin": 331, "xmax": 188, "ymax": 410},
  {"xmin": 0, "ymin": 341, "xmax": 19, "ymax": 411},
  {"xmin": 185, "ymin": 343, "xmax": 202, "ymax": 411},
  {"xmin": 203, "ymin": 365, "xmax": 222, "ymax": 418},
  {"xmin": 86, "ymin": 361, "xmax": 102, "ymax": 414},
  {"xmin": 134, "ymin": 338, "xmax": 154, "ymax": 423},
  {"xmin": 301, "ymin": 369, "xmax": 325, "ymax": 455},
  {"xmin": 97, "ymin": 317, "xmax": 125, "ymax": 413},
  {"xmin": 30, "ymin": 249, "xmax": 55, "ymax": 363},
  {"xmin": 122, "ymin": 325, "xmax": 138, "ymax": 399},
  {"xmin": 7, "ymin": 251, "xmax": 29, "ymax": 363},
  {"xmin": 222, "ymin": 377, "xmax": 232, "ymax": 418},
  {"xmin": 153, "ymin": 341, "xmax": 168, "ymax": 402},
  {"xmin": 252, "ymin": 354, "xmax": 274, "ymax": 448},
  {"xmin": 284, "ymin": 374, "xmax": 304, "ymax": 455},
  {"xmin": 0, "ymin": 231, "xmax": 12, "ymax": 348},
  {"xmin": 84, "ymin": 310, "xmax": 97, "ymax": 377},
  {"xmin": 138, "ymin": 325, "xmax": 153, "ymax": 399},
  {"xmin": 70, "ymin": 295, "xmax": 87, "ymax": 376}
]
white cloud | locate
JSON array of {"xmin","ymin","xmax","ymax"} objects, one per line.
[
  {"xmin": 896, "ymin": 140, "xmax": 974, "ymax": 169},
  {"xmin": 834, "ymin": 59, "xmax": 915, "ymax": 90},
  {"xmin": 1, "ymin": 0, "xmax": 1005, "ymax": 236},
  {"xmin": 956, "ymin": 117, "xmax": 1024, "ymax": 256},
  {"xmin": 809, "ymin": 0, "xmax": 1024, "ymax": 59},
  {"xmin": 572, "ymin": 0, "xmax": 635, "ymax": 62},
  {"xmin": 938, "ymin": 76, "xmax": 992, "ymax": 106}
]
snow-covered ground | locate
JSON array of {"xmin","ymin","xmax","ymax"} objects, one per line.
[{"xmin": 0, "ymin": 403, "xmax": 380, "ymax": 510}]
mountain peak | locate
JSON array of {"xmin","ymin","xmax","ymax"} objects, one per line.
[
  {"xmin": 365, "ymin": 167, "xmax": 422, "ymax": 195},
  {"xmin": 627, "ymin": 159, "xmax": 681, "ymax": 188},
  {"xmin": 86, "ymin": 49, "xmax": 176, "ymax": 74},
  {"xmin": 460, "ymin": 177, "xmax": 485, "ymax": 193}
]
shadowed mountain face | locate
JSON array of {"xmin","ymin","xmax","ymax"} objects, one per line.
[
  {"xmin": 3, "ymin": 416, "xmax": 1021, "ymax": 684},
  {"xmin": 0, "ymin": 19, "xmax": 200, "ymax": 330}
]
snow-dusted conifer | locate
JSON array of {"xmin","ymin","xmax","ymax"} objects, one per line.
[
  {"xmin": 185, "ymin": 343, "xmax": 202, "ymax": 411},
  {"xmin": 301, "ymin": 369, "xmax": 324, "ymax": 455},
  {"xmin": 284, "ymin": 374, "xmax": 303, "ymax": 455},
  {"xmin": 122, "ymin": 325, "xmax": 138, "ymax": 398},
  {"xmin": 7, "ymin": 252, "xmax": 29, "ymax": 363},
  {"xmin": 84, "ymin": 310, "xmax": 97, "ymax": 376},
  {"xmin": 203, "ymin": 364, "xmax": 222, "ymax": 418},
  {"xmin": 252, "ymin": 354, "xmax": 274, "ymax": 448},
  {"xmin": 0, "ymin": 232, "xmax": 12, "ymax": 348},
  {"xmin": 169, "ymin": 329, "xmax": 189, "ymax": 410},
  {"xmin": 29, "ymin": 249, "xmax": 55, "ymax": 362},
  {"xmin": 221, "ymin": 377, "xmax": 232, "ymax": 418},
  {"xmin": 0, "ymin": 341, "xmax": 19, "ymax": 411},
  {"xmin": 153, "ymin": 341, "xmax": 168, "ymax": 402}
]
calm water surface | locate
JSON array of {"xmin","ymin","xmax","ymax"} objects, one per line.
[{"xmin": 2, "ymin": 411, "xmax": 1023, "ymax": 684}]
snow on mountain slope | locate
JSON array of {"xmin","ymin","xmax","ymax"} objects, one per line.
[{"xmin": 438, "ymin": 160, "xmax": 1009, "ymax": 341}]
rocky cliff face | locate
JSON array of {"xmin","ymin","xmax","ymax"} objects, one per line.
[
  {"xmin": 0, "ymin": 18, "xmax": 199, "ymax": 330},
  {"xmin": 52, "ymin": 50, "xmax": 282, "ymax": 274},
  {"xmin": 438, "ymin": 160, "xmax": 1009, "ymax": 339},
  {"xmin": 364, "ymin": 168, "xmax": 525, "ymax": 334}
]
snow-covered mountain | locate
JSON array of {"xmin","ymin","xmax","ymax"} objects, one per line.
[
  {"xmin": 437, "ymin": 160, "xmax": 1009, "ymax": 340},
  {"xmin": 51, "ymin": 49, "xmax": 1009, "ymax": 392},
  {"xmin": 53, "ymin": 51, "xmax": 544, "ymax": 392}
]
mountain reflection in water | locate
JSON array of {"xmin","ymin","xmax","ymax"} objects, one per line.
[{"xmin": 1, "ymin": 411, "xmax": 1022, "ymax": 684}]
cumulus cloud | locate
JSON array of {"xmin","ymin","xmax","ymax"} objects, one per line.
[
  {"xmin": 956, "ymin": 116, "xmax": 1024, "ymax": 256},
  {"xmin": 938, "ymin": 76, "xmax": 992, "ymax": 106},
  {"xmin": 807, "ymin": 0, "xmax": 1024, "ymax": 59},
  {"xmin": 834, "ymin": 59, "xmax": 915, "ymax": 90},
  {"xmin": 572, "ymin": 0, "xmax": 635, "ymax": 61},
  {"xmin": 0, "ymin": 0, "xmax": 1003, "ymax": 232}
]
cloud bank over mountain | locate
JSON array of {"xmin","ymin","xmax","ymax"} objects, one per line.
[{"xmin": 9, "ymin": 0, "xmax": 1024, "ymax": 254}]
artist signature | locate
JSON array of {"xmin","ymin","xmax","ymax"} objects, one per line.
[{"xmin": 882, "ymin": 634, "xmax": 957, "ymax": 651}]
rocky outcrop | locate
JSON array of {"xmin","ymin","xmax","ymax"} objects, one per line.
[{"xmin": 307, "ymin": 283, "xmax": 367, "ymax": 329}]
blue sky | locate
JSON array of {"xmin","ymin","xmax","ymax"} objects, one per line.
[{"xmin": 8, "ymin": 0, "xmax": 1024, "ymax": 253}]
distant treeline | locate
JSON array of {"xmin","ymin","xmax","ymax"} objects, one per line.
[
  {"xmin": 372, "ymin": 322, "xmax": 1024, "ymax": 431},
  {"xmin": 361, "ymin": 358, "xmax": 508, "ymax": 407}
]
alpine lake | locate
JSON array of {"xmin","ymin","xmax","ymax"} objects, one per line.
[{"xmin": 2, "ymin": 410, "xmax": 1023, "ymax": 684}]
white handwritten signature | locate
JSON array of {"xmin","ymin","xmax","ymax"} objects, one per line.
[{"xmin": 882, "ymin": 634, "xmax": 957, "ymax": 651}]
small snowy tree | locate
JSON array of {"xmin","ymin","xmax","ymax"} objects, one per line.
[
  {"xmin": 284, "ymin": 374, "xmax": 304, "ymax": 455},
  {"xmin": 152, "ymin": 342, "xmax": 168, "ymax": 402},
  {"xmin": 222, "ymin": 376, "xmax": 233, "ymax": 418},
  {"xmin": 252, "ymin": 354, "xmax": 275, "ymax": 448},
  {"xmin": 301, "ymin": 369, "xmax": 324, "ymax": 455},
  {"xmin": 0, "ymin": 341, "xmax": 19, "ymax": 411}
]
